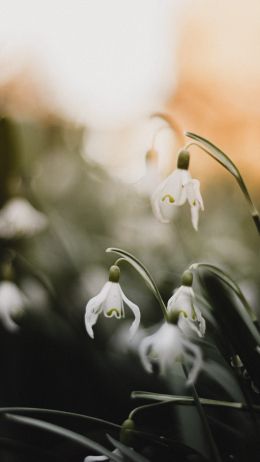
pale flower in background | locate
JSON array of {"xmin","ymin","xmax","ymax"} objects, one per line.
[
  {"xmin": 135, "ymin": 148, "xmax": 160, "ymax": 196},
  {"xmin": 139, "ymin": 322, "xmax": 203, "ymax": 385},
  {"xmin": 0, "ymin": 198, "xmax": 48, "ymax": 238},
  {"xmin": 0, "ymin": 281, "xmax": 26, "ymax": 332},
  {"xmin": 85, "ymin": 266, "xmax": 140, "ymax": 339}
]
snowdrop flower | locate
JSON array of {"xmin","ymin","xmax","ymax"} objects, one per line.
[
  {"xmin": 0, "ymin": 197, "xmax": 48, "ymax": 239},
  {"xmin": 0, "ymin": 281, "xmax": 26, "ymax": 332},
  {"xmin": 140, "ymin": 321, "xmax": 203, "ymax": 385},
  {"xmin": 167, "ymin": 271, "xmax": 206, "ymax": 337},
  {"xmin": 84, "ymin": 448, "xmax": 123, "ymax": 462},
  {"xmin": 85, "ymin": 265, "xmax": 140, "ymax": 339},
  {"xmin": 151, "ymin": 149, "xmax": 204, "ymax": 230}
]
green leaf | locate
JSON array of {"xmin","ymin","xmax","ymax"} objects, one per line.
[
  {"xmin": 198, "ymin": 270, "xmax": 260, "ymax": 388},
  {"xmin": 185, "ymin": 132, "xmax": 260, "ymax": 226},
  {"xmin": 4, "ymin": 414, "xmax": 122, "ymax": 461},
  {"xmin": 106, "ymin": 248, "xmax": 167, "ymax": 318},
  {"xmin": 0, "ymin": 406, "xmax": 120, "ymax": 429},
  {"xmin": 185, "ymin": 132, "xmax": 238, "ymax": 178},
  {"xmin": 191, "ymin": 263, "xmax": 259, "ymax": 325},
  {"xmin": 107, "ymin": 434, "xmax": 150, "ymax": 462}
]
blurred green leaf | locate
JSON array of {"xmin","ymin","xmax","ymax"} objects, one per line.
[{"xmin": 5, "ymin": 413, "xmax": 122, "ymax": 461}]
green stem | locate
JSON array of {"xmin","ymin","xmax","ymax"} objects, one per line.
[
  {"xmin": 182, "ymin": 364, "xmax": 223, "ymax": 462},
  {"xmin": 131, "ymin": 391, "xmax": 260, "ymax": 412},
  {"xmin": 184, "ymin": 137, "xmax": 260, "ymax": 235},
  {"xmin": 107, "ymin": 248, "xmax": 168, "ymax": 320}
]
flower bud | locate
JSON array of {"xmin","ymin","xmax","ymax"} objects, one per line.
[
  {"xmin": 181, "ymin": 270, "xmax": 193, "ymax": 287},
  {"xmin": 177, "ymin": 150, "xmax": 190, "ymax": 170},
  {"xmin": 120, "ymin": 418, "xmax": 135, "ymax": 446},
  {"xmin": 108, "ymin": 265, "xmax": 120, "ymax": 283}
]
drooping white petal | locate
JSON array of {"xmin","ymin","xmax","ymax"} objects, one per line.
[
  {"xmin": 185, "ymin": 179, "xmax": 204, "ymax": 231},
  {"xmin": 0, "ymin": 281, "xmax": 25, "ymax": 332},
  {"xmin": 182, "ymin": 338, "xmax": 203, "ymax": 386},
  {"xmin": 165, "ymin": 169, "xmax": 190, "ymax": 206},
  {"xmin": 85, "ymin": 282, "xmax": 111, "ymax": 339},
  {"xmin": 120, "ymin": 288, "xmax": 140, "ymax": 338},
  {"xmin": 167, "ymin": 286, "xmax": 194, "ymax": 318},
  {"xmin": 151, "ymin": 169, "xmax": 191, "ymax": 223},
  {"xmin": 139, "ymin": 335, "xmax": 155, "ymax": 373},
  {"xmin": 193, "ymin": 305, "xmax": 206, "ymax": 336},
  {"xmin": 151, "ymin": 177, "xmax": 172, "ymax": 224},
  {"xmin": 178, "ymin": 316, "xmax": 203, "ymax": 338},
  {"xmin": 102, "ymin": 283, "xmax": 124, "ymax": 319}
]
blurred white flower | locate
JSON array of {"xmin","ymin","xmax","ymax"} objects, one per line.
[
  {"xmin": 151, "ymin": 150, "xmax": 204, "ymax": 230},
  {"xmin": 135, "ymin": 148, "xmax": 160, "ymax": 196},
  {"xmin": 140, "ymin": 322, "xmax": 203, "ymax": 385},
  {"xmin": 0, "ymin": 281, "xmax": 26, "ymax": 332},
  {"xmin": 0, "ymin": 198, "xmax": 48, "ymax": 238},
  {"xmin": 85, "ymin": 266, "xmax": 140, "ymax": 339},
  {"xmin": 84, "ymin": 448, "xmax": 122, "ymax": 461},
  {"xmin": 167, "ymin": 285, "xmax": 206, "ymax": 337}
]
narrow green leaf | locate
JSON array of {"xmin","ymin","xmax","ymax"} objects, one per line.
[
  {"xmin": 0, "ymin": 407, "xmax": 120, "ymax": 429},
  {"xmin": 107, "ymin": 434, "xmax": 150, "ymax": 462},
  {"xmin": 198, "ymin": 270, "xmax": 260, "ymax": 388},
  {"xmin": 185, "ymin": 132, "xmax": 239, "ymax": 178},
  {"xmin": 191, "ymin": 263, "xmax": 259, "ymax": 326},
  {"xmin": 106, "ymin": 248, "xmax": 167, "ymax": 318},
  {"xmin": 4, "ymin": 414, "xmax": 122, "ymax": 462},
  {"xmin": 185, "ymin": 132, "xmax": 259, "ymax": 224}
]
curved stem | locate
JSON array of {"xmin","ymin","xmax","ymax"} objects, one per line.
[
  {"xmin": 150, "ymin": 112, "xmax": 185, "ymax": 148},
  {"xmin": 184, "ymin": 137, "xmax": 260, "ymax": 234},
  {"xmin": 131, "ymin": 391, "xmax": 260, "ymax": 412},
  {"xmin": 107, "ymin": 248, "xmax": 168, "ymax": 320}
]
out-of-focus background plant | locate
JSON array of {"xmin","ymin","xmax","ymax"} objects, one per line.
[{"xmin": 0, "ymin": 1, "xmax": 259, "ymax": 461}]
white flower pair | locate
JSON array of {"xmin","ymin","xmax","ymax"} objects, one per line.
[
  {"xmin": 140, "ymin": 271, "xmax": 205, "ymax": 384},
  {"xmin": 85, "ymin": 265, "xmax": 205, "ymax": 384},
  {"xmin": 151, "ymin": 149, "xmax": 204, "ymax": 231}
]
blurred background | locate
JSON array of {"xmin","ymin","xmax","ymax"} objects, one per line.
[{"xmin": 0, "ymin": 0, "xmax": 259, "ymax": 460}]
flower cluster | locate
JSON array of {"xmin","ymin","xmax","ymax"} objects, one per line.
[{"xmin": 85, "ymin": 263, "xmax": 205, "ymax": 385}]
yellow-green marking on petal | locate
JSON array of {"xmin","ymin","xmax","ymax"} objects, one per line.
[{"xmin": 162, "ymin": 194, "xmax": 175, "ymax": 203}]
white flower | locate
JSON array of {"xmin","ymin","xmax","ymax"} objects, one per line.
[
  {"xmin": 151, "ymin": 167, "xmax": 204, "ymax": 231},
  {"xmin": 0, "ymin": 198, "xmax": 48, "ymax": 239},
  {"xmin": 85, "ymin": 266, "xmax": 140, "ymax": 339},
  {"xmin": 0, "ymin": 281, "xmax": 26, "ymax": 332},
  {"xmin": 84, "ymin": 448, "xmax": 123, "ymax": 462},
  {"xmin": 139, "ymin": 322, "xmax": 203, "ymax": 385},
  {"xmin": 167, "ymin": 285, "xmax": 206, "ymax": 337}
]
